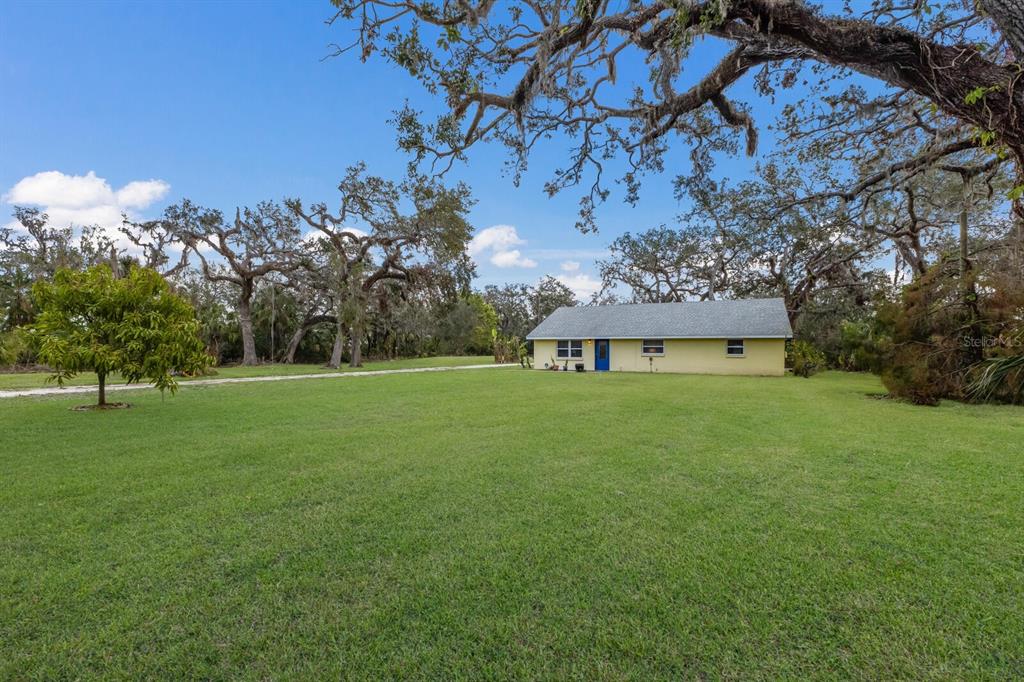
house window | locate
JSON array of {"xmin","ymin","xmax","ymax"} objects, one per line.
[
  {"xmin": 641, "ymin": 339, "xmax": 664, "ymax": 355},
  {"xmin": 726, "ymin": 339, "xmax": 745, "ymax": 357},
  {"xmin": 556, "ymin": 340, "xmax": 583, "ymax": 359}
]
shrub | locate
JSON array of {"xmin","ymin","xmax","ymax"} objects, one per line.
[
  {"xmin": 0, "ymin": 328, "xmax": 30, "ymax": 367},
  {"xmin": 492, "ymin": 331, "xmax": 531, "ymax": 368},
  {"xmin": 837, "ymin": 319, "xmax": 891, "ymax": 373},
  {"xmin": 877, "ymin": 262, "xmax": 975, "ymax": 405},
  {"xmin": 881, "ymin": 344, "xmax": 947, "ymax": 406},
  {"xmin": 789, "ymin": 340, "xmax": 826, "ymax": 378}
]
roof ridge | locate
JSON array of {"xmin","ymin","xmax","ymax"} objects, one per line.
[{"xmin": 565, "ymin": 297, "xmax": 785, "ymax": 309}]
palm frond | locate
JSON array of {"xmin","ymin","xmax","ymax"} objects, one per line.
[{"xmin": 968, "ymin": 355, "xmax": 1024, "ymax": 404}]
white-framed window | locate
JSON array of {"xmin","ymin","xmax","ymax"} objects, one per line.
[
  {"xmin": 726, "ymin": 339, "xmax": 745, "ymax": 357},
  {"xmin": 556, "ymin": 339, "xmax": 583, "ymax": 359},
  {"xmin": 641, "ymin": 339, "xmax": 665, "ymax": 355}
]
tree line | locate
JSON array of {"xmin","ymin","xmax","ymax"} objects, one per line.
[
  {"xmin": 2, "ymin": 147, "xmax": 1021, "ymax": 403},
  {"xmin": 0, "ymin": 166, "xmax": 578, "ymax": 371}
]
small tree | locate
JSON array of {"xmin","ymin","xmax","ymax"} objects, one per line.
[
  {"xmin": 0, "ymin": 329, "xmax": 28, "ymax": 367},
  {"xmin": 466, "ymin": 294, "xmax": 497, "ymax": 354},
  {"xmin": 27, "ymin": 265, "xmax": 210, "ymax": 408},
  {"xmin": 492, "ymin": 330, "xmax": 531, "ymax": 368},
  {"xmin": 788, "ymin": 340, "xmax": 826, "ymax": 379}
]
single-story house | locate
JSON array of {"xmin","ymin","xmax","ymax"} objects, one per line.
[{"xmin": 526, "ymin": 298, "xmax": 792, "ymax": 375}]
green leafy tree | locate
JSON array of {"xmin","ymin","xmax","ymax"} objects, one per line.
[
  {"xmin": 532, "ymin": 276, "xmax": 579, "ymax": 320},
  {"xmin": 466, "ymin": 293, "xmax": 497, "ymax": 353},
  {"xmin": 837, "ymin": 319, "xmax": 892, "ymax": 374},
  {"xmin": 27, "ymin": 265, "xmax": 210, "ymax": 407},
  {"xmin": 482, "ymin": 283, "xmax": 531, "ymax": 338},
  {"xmin": 0, "ymin": 328, "xmax": 28, "ymax": 366},
  {"xmin": 788, "ymin": 340, "xmax": 827, "ymax": 378},
  {"xmin": 437, "ymin": 297, "xmax": 485, "ymax": 355},
  {"xmin": 288, "ymin": 165, "xmax": 475, "ymax": 368}
]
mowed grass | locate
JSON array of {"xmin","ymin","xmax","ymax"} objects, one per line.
[
  {"xmin": 1, "ymin": 371, "xmax": 1022, "ymax": 679},
  {"xmin": 0, "ymin": 355, "xmax": 495, "ymax": 391}
]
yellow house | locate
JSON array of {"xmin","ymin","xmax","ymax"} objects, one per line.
[{"xmin": 527, "ymin": 299, "xmax": 792, "ymax": 376}]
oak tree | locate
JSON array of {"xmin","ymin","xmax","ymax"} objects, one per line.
[
  {"xmin": 288, "ymin": 166, "xmax": 474, "ymax": 367},
  {"xmin": 163, "ymin": 199, "xmax": 302, "ymax": 366},
  {"xmin": 329, "ymin": 0, "xmax": 1024, "ymax": 232}
]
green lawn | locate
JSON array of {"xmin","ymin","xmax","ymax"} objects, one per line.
[
  {"xmin": 2, "ymin": 371, "xmax": 1021, "ymax": 679},
  {"xmin": 0, "ymin": 355, "xmax": 496, "ymax": 391}
]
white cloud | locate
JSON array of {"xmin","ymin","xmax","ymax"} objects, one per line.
[
  {"xmin": 468, "ymin": 224, "xmax": 523, "ymax": 256},
  {"xmin": 469, "ymin": 224, "xmax": 537, "ymax": 269},
  {"xmin": 560, "ymin": 260, "xmax": 580, "ymax": 272},
  {"xmin": 556, "ymin": 272, "xmax": 602, "ymax": 299},
  {"xmin": 116, "ymin": 179, "xmax": 171, "ymax": 209},
  {"xmin": 5, "ymin": 170, "xmax": 115, "ymax": 209},
  {"xmin": 3, "ymin": 171, "xmax": 170, "ymax": 241},
  {"xmin": 490, "ymin": 249, "xmax": 537, "ymax": 268},
  {"xmin": 41, "ymin": 205, "xmax": 125, "ymax": 232}
]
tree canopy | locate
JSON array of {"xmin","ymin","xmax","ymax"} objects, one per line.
[
  {"xmin": 328, "ymin": 0, "xmax": 1024, "ymax": 232},
  {"xmin": 27, "ymin": 265, "xmax": 210, "ymax": 407},
  {"xmin": 288, "ymin": 165, "xmax": 476, "ymax": 366},
  {"xmin": 156, "ymin": 199, "xmax": 304, "ymax": 366}
]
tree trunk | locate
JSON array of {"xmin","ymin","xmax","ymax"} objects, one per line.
[
  {"xmin": 327, "ymin": 319, "xmax": 345, "ymax": 369},
  {"xmin": 97, "ymin": 371, "xmax": 106, "ymax": 407},
  {"xmin": 979, "ymin": 0, "xmax": 1024, "ymax": 61},
  {"xmin": 238, "ymin": 287, "xmax": 258, "ymax": 366},
  {"xmin": 285, "ymin": 314, "xmax": 338, "ymax": 364},
  {"xmin": 959, "ymin": 175, "xmax": 984, "ymax": 366},
  {"xmin": 735, "ymin": 0, "xmax": 1024, "ymax": 158},
  {"xmin": 269, "ymin": 284, "xmax": 276, "ymax": 362},
  {"xmin": 959, "ymin": 187, "xmax": 970, "ymax": 280},
  {"xmin": 284, "ymin": 326, "xmax": 307, "ymax": 364},
  {"xmin": 1013, "ymin": 165, "xmax": 1024, "ymax": 275},
  {"xmin": 349, "ymin": 323, "xmax": 363, "ymax": 368}
]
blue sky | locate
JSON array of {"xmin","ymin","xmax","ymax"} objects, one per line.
[{"xmin": 1, "ymin": 1, "xmax": 793, "ymax": 298}]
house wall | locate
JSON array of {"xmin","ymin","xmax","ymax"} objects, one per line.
[
  {"xmin": 534, "ymin": 339, "xmax": 595, "ymax": 371},
  {"xmin": 533, "ymin": 338, "xmax": 786, "ymax": 376}
]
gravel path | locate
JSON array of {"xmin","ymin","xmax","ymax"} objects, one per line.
[{"xmin": 0, "ymin": 363, "xmax": 518, "ymax": 399}]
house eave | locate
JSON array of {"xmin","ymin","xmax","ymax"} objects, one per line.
[{"xmin": 526, "ymin": 334, "xmax": 793, "ymax": 341}]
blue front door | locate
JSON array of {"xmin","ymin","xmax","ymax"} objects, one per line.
[{"xmin": 595, "ymin": 339, "xmax": 610, "ymax": 371}]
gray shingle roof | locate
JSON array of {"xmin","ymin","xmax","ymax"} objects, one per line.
[{"xmin": 526, "ymin": 298, "xmax": 792, "ymax": 340}]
